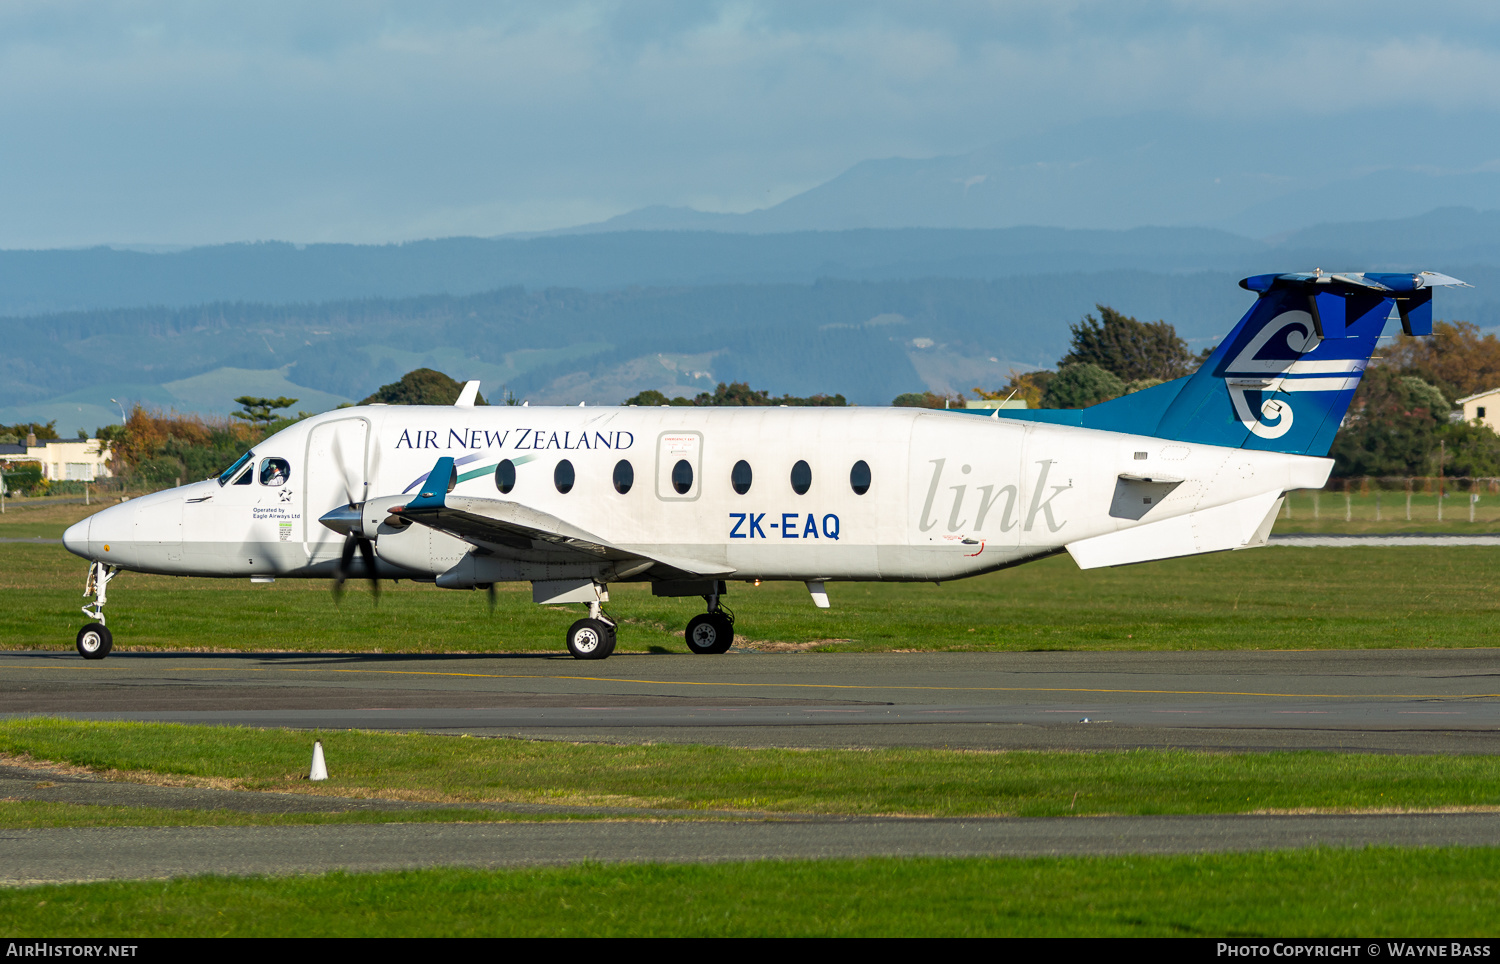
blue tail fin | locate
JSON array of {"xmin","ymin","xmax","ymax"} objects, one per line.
[{"xmin": 1067, "ymin": 270, "xmax": 1468, "ymax": 456}]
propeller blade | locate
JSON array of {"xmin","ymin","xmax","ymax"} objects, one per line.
[
  {"xmin": 487, "ymin": 583, "xmax": 496, "ymax": 613},
  {"xmin": 333, "ymin": 532, "xmax": 358, "ymax": 603},
  {"xmin": 356, "ymin": 535, "xmax": 381, "ymax": 604}
]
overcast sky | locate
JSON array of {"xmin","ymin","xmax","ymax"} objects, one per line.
[{"xmin": 3, "ymin": 1, "xmax": 1500, "ymax": 248}]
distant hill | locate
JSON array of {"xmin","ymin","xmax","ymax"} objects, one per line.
[
  {"xmin": 5, "ymin": 208, "xmax": 1500, "ymax": 317},
  {"xmin": 1, "ymin": 271, "xmax": 1270, "ymax": 423}
]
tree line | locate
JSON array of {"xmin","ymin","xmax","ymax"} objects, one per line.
[{"xmin": 893, "ymin": 305, "xmax": 1500, "ymax": 480}]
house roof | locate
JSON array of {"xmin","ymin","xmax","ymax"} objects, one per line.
[{"xmin": 1455, "ymin": 388, "xmax": 1500, "ymax": 405}]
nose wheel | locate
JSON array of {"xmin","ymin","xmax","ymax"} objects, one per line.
[
  {"xmin": 76, "ymin": 623, "xmax": 112, "ymax": 659},
  {"xmin": 75, "ymin": 562, "xmax": 118, "ymax": 660}
]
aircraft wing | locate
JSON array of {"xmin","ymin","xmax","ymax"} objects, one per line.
[{"xmin": 388, "ymin": 458, "xmax": 734, "ymax": 578}]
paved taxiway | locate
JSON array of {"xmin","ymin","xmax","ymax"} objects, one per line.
[
  {"xmin": 9, "ymin": 813, "xmax": 1500, "ymax": 884},
  {"xmin": 4, "ymin": 649, "xmax": 1497, "ymax": 880},
  {"xmin": 3, "ymin": 648, "xmax": 1496, "ymax": 753}
]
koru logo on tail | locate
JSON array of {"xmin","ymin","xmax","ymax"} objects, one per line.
[{"xmin": 1223, "ymin": 309, "xmax": 1349, "ymax": 440}]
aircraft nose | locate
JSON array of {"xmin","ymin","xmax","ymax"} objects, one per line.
[
  {"xmin": 63, "ymin": 517, "xmax": 91, "ymax": 559},
  {"xmin": 76, "ymin": 499, "xmax": 141, "ymax": 566}
]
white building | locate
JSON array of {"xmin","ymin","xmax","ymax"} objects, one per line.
[
  {"xmin": 1456, "ymin": 389, "xmax": 1500, "ymax": 433},
  {"xmin": 18, "ymin": 438, "xmax": 115, "ymax": 481}
]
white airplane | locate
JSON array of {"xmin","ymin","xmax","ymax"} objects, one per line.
[{"xmin": 63, "ymin": 270, "xmax": 1466, "ymax": 660}]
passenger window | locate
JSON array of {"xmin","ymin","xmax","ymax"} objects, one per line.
[
  {"xmin": 495, "ymin": 459, "xmax": 516, "ymax": 494},
  {"xmin": 259, "ymin": 458, "xmax": 291, "ymax": 486},
  {"xmin": 731, "ymin": 459, "xmax": 752, "ymax": 495},
  {"xmin": 850, "ymin": 460, "xmax": 871, "ymax": 495},
  {"xmin": 790, "ymin": 460, "xmax": 811, "ymax": 495},
  {"xmin": 671, "ymin": 459, "xmax": 694, "ymax": 495},
  {"xmin": 613, "ymin": 459, "xmax": 634, "ymax": 494},
  {"xmin": 554, "ymin": 459, "xmax": 575, "ymax": 494}
]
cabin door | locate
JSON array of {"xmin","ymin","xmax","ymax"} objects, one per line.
[{"xmin": 302, "ymin": 418, "xmax": 370, "ymax": 562}]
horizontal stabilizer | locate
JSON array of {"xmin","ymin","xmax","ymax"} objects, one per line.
[{"xmin": 1065, "ymin": 491, "xmax": 1282, "ymax": 570}]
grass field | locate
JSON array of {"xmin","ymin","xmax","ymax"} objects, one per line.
[
  {"xmin": 5, "ymin": 850, "xmax": 1499, "ymax": 937},
  {"xmin": 1276, "ymin": 486, "xmax": 1500, "ymax": 533},
  {"xmin": 5, "ymin": 501, "xmax": 1496, "ymax": 937},
  {"xmin": 5, "ymin": 720, "xmax": 1498, "ymax": 818},
  {"xmin": 5, "ymin": 502, "xmax": 1500, "ymax": 653}
]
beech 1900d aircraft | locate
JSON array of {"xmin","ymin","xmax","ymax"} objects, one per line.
[{"xmin": 63, "ymin": 270, "xmax": 1467, "ymax": 660}]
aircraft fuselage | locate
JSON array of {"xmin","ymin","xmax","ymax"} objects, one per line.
[{"xmin": 66, "ymin": 403, "xmax": 1330, "ymax": 585}]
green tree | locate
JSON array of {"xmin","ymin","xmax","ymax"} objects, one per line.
[
  {"xmin": 892, "ymin": 391, "xmax": 964, "ymax": 409},
  {"xmin": 0, "ymin": 421, "xmax": 58, "ymax": 443},
  {"xmin": 1382, "ymin": 320, "xmax": 1500, "ymax": 403},
  {"xmin": 623, "ymin": 389, "xmax": 695, "ymax": 406},
  {"xmin": 628, "ymin": 382, "xmax": 848, "ymax": 407},
  {"xmin": 232, "ymin": 396, "xmax": 299, "ymax": 424},
  {"xmin": 360, "ymin": 369, "xmax": 488, "ymax": 406},
  {"xmin": 1041, "ymin": 363, "xmax": 1125, "ymax": 409},
  {"xmin": 1059, "ymin": 306, "xmax": 1195, "ymax": 383},
  {"xmin": 1329, "ymin": 368, "xmax": 1460, "ymax": 477}
]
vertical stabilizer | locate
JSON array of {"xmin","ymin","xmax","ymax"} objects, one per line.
[{"xmin": 1143, "ymin": 271, "xmax": 1468, "ymax": 457}]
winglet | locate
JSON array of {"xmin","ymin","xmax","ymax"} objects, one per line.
[
  {"xmin": 404, "ymin": 457, "xmax": 456, "ymax": 511},
  {"xmin": 454, "ymin": 381, "xmax": 481, "ymax": 408}
]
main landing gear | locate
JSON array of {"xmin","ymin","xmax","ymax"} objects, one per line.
[
  {"xmin": 76, "ymin": 561, "xmax": 118, "ymax": 660},
  {"xmin": 559, "ymin": 580, "xmax": 735, "ymax": 659},
  {"xmin": 565, "ymin": 598, "xmax": 617, "ymax": 660},
  {"xmin": 685, "ymin": 585, "xmax": 735, "ymax": 655}
]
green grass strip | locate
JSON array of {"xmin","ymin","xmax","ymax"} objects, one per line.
[
  {"xmin": 5, "ymin": 720, "xmax": 1498, "ymax": 817},
  {"xmin": 0, "ymin": 800, "xmax": 642, "ymax": 829},
  {"xmin": 9, "ymin": 539, "xmax": 1500, "ymax": 653},
  {"xmin": 4, "ymin": 850, "xmax": 1499, "ymax": 936}
]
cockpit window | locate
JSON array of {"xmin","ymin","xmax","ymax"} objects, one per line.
[
  {"xmin": 259, "ymin": 458, "xmax": 291, "ymax": 486},
  {"xmin": 218, "ymin": 450, "xmax": 255, "ymax": 486}
]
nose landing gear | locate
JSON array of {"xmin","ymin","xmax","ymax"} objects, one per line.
[{"xmin": 76, "ymin": 562, "xmax": 118, "ymax": 660}]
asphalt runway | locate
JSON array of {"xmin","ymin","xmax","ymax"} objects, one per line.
[
  {"xmin": 3, "ymin": 648, "xmax": 1497, "ymax": 753},
  {"xmin": 10, "ymin": 813, "xmax": 1500, "ymax": 884},
  {"xmin": 3, "ymin": 648, "xmax": 1498, "ymax": 880}
]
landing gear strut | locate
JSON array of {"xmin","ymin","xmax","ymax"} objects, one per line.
[
  {"xmin": 76, "ymin": 561, "xmax": 118, "ymax": 660},
  {"xmin": 566, "ymin": 597, "xmax": 617, "ymax": 660},
  {"xmin": 686, "ymin": 585, "xmax": 734, "ymax": 655}
]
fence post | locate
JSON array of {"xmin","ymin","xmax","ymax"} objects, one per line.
[
  {"xmin": 1406, "ymin": 480, "xmax": 1412, "ymax": 521},
  {"xmin": 1375, "ymin": 487, "xmax": 1381, "ymax": 522},
  {"xmin": 1344, "ymin": 481, "xmax": 1352, "ymax": 522}
]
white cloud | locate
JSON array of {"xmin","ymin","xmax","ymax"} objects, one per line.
[{"xmin": 2, "ymin": 1, "xmax": 1500, "ymax": 245}]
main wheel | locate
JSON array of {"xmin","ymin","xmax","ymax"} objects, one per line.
[
  {"xmin": 76, "ymin": 622, "xmax": 112, "ymax": 660},
  {"xmin": 685, "ymin": 612, "xmax": 733, "ymax": 655},
  {"xmin": 566, "ymin": 618, "xmax": 616, "ymax": 660}
]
